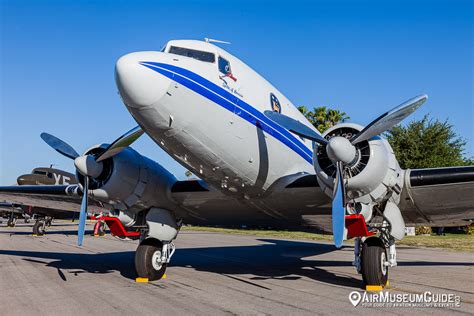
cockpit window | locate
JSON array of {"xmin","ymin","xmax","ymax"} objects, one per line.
[
  {"xmin": 169, "ymin": 46, "xmax": 215, "ymax": 63},
  {"xmin": 33, "ymin": 170, "xmax": 47, "ymax": 175},
  {"xmin": 218, "ymin": 56, "xmax": 231, "ymax": 75}
]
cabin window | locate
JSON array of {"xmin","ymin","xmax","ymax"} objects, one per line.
[
  {"xmin": 47, "ymin": 172, "xmax": 53, "ymax": 179},
  {"xmin": 218, "ymin": 57, "xmax": 231, "ymax": 75},
  {"xmin": 270, "ymin": 93, "xmax": 281, "ymax": 113},
  {"xmin": 169, "ymin": 46, "xmax": 215, "ymax": 63}
]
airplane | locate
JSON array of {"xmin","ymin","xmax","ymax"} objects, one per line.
[
  {"xmin": 1, "ymin": 167, "xmax": 80, "ymax": 235},
  {"xmin": 17, "ymin": 166, "xmax": 77, "ymax": 186},
  {"xmin": 0, "ymin": 39, "xmax": 473, "ymax": 287}
]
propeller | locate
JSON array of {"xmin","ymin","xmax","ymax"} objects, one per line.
[
  {"xmin": 264, "ymin": 95, "xmax": 428, "ymax": 247},
  {"xmin": 263, "ymin": 110, "xmax": 328, "ymax": 145},
  {"xmin": 40, "ymin": 126, "xmax": 144, "ymax": 246},
  {"xmin": 332, "ymin": 162, "xmax": 346, "ymax": 248}
]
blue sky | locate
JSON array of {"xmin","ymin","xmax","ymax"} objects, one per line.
[{"xmin": 1, "ymin": 0, "xmax": 472, "ymax": 185}]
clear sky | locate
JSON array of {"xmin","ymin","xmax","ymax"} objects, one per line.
[{"xmin": 1, "ymin": 0, "xmax": 472, "ymax": 185}]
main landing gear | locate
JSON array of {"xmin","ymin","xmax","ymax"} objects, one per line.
[
  {"xmin": 134, "ymin": 208, "xmax": 180, "ymax": 281},
  {"xmin": 353, "ymin": 235, "xmax": 397, "ymax": 287},
  {"xmin": 348, "ymin": 201, "xmax": 403, "ymax": 287},
  {"xmin": 7, "ymin": 212, "xmax": 17, "ymax": 227},
  {"xmin": 7, "ymin": 217, "xmax": 16, "ymax": 227},
  {"xmin": 135, "ymin": 238, "xmax": 175, "ymax": 281},
  {"xmin": 32, "ymin": 217, "xmax": 53, "ymax": 236}
]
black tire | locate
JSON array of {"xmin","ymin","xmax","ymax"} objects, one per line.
[
  {"xmin": 361, "ymin": 238, "xmax": 388, "ymax": 286},
  {"xmin": 135, "ymin": 238, "xmax": 167, "ymax": 281},
  {"xmin": 33, "ymin": 220, "xmax": 45, "ymax": 236},
  {"xmin": 7, "ymin": 219, "xmax": 15, "ymax": 227}
]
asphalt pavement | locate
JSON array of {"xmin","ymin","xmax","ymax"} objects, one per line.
[{"xmin": 0, "ymin": 221, "xmax": 472, "ymax": 315}]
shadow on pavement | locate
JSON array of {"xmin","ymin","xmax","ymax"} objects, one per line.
[{"xmin": 1, "ymin": 238, "xmax": 473, "ymax": 289}]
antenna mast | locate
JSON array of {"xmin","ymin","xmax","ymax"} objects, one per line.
[{"xmin": 204, "ymin": 38, "xmax": 231, "ymax": 45}]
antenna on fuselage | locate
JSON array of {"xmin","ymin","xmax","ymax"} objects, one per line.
[{"xmin": 204, "ymin": 38, "xmax": 231, "ymax": 45}]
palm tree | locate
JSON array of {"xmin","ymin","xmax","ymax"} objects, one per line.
[{"xmin": 298, "ymin": 106, "xmax": 350, "ymax": 133}]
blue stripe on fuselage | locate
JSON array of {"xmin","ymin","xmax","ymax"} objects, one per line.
[{"xmin": 139, "ymin": 61, "xmax": 313, "ymax": 164}]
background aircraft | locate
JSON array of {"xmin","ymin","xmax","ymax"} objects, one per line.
[
  {"xmin": 0, "ymin": 40, "xmax": 473, "ymax": 287},
  {"xmin": 1, "ymin": 167, "xmax": 79, "ymax": 235}
]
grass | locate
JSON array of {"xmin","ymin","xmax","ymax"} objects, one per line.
[
  {"xmin": 399, "ymin": 234, "xmax": 474, "ymax": 252},
  {"xmin": 182, "ymin": 226, "xmax": 474, "ymax": 252}
]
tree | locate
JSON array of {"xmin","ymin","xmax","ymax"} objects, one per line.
[
  {"xmin": 298, "ymin": 106, "xmax": 472, "ymax": 169},
  {"xmin": 297, "ymin": 106, "xmax": 350, "ymax": 133},
  {"xmin": 385, "ymin": 115, "xmax": 473, "ymax": 169}
]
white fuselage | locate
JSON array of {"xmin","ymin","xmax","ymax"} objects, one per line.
[{"xmin": 115, "ymin": 40, "xmax": 318, "ymax": 198}]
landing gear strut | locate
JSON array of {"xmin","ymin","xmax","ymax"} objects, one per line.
[
  {"xmin": 7, "ymin": 213, "xmax": 17, "ymax": 227},
  {"xmin": 135, "ymin": 238, "xmax": 175, "ymax": 281},
  {"xmin": 93, "ymin": 220, "xmax": 106, "ymax": 236}
]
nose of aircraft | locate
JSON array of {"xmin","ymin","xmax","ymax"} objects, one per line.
[
  {"xmin": 17, "ymin": 174, "xmax": 34, "ymax": 185},
  {"xmin": 115, "ymin": 52, "xmax": 171, "ymax": 108}
]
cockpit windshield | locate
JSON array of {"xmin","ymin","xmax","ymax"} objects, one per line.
[{"xmin": 169, "ymin": 46, "xmax": 215, "ymax": 63}]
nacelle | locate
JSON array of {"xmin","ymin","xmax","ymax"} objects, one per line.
[
  {"xmin": 76, "ymin": 145, "xmax": 177, "ymax": 212},
  {"xmin": 314, "ymin": 123, "xmax": 403, "ymax": 205}
]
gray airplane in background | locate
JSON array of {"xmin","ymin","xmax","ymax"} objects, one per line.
[{"xmin": 1, "ymin": 167, "xmax": 79, "ymax": 235}]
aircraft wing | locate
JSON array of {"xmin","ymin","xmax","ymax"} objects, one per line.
[
  {"xmin": 0, "ymin": 185, "xmax": 107, "ymax": 213},
  {"xmin": 1, "ymin": 166, "xmax": 472, "ymax": 230},
  {"xmin": 171, "ymin": 167, "xmax": 474, "ymax": 230},
  {"xmin": 170, "ymin": 176, "xmax": 333, "ymax": 231},
  {"xmin": 400, "ymin": 166, "xmax": 474, "ymax": 226}
]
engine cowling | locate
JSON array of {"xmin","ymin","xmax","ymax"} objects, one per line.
[
  {"xmin": 314, "ymin": 123, "xmax": 403, "ymax": 205},
  {"xmin": 76, "ymin": 145, "xmax": 177, "ymax": 212}
]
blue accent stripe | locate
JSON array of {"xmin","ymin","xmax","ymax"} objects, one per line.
[{"xmin": 139, "ymin": 61, "xmax": 313, "ymax": 164}]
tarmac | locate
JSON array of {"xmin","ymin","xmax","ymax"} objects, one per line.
[{"xmin": 0, "ymin": 221, "xmax": 472, "ymax": 315}]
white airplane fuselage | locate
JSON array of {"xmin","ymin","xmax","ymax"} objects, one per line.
[{"xmin": 115, "ymin": 40, "xmax": 317, "ymax": 197}]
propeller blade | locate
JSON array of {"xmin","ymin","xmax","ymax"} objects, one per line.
[
  {"xmin": 77, "ymin": 176, "xmax": 89, "ymax": 246},
  {"xmin": 96, "ymin": 126, "xmax": 144, "ymax": 162},
  {"xmin": 332, "ymin": 162, "xmax": 346, "ymax": 248},
  {"xmin": 40, "ymin": 132, "xmax": 80, "ymax": 160},
  {"xmin": 264, "ymin": 111, "xmax": 328, "ymax": 145},
  {"xmin": 350, "ymin": 94, "xmax": 428, "ymax": 144}
]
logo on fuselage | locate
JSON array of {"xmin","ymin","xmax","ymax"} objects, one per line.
[{"xmin": 270, "ymin": 93, "xmax": 281, "ymax": 113}]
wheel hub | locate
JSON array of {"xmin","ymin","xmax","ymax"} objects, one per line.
[
  {"xmin": 380, "ymin": 251, "xmax": 387, "ymax": 275},
  {"xmin": 151, "ymin": 250, "xmax": 163, "ymax": 270}
]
